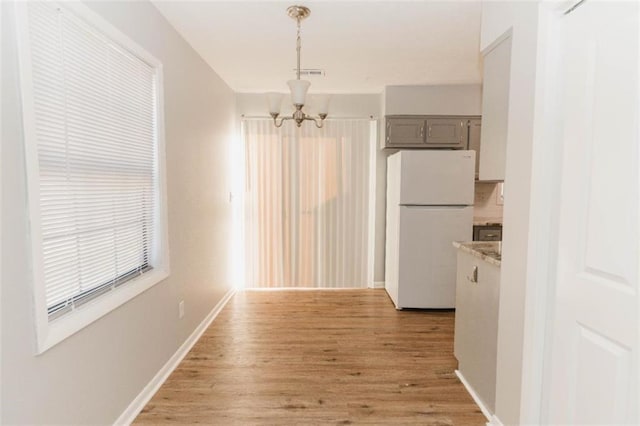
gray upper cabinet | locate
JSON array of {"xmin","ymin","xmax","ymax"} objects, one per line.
[
  {"xmin": 385, "ymin": 118, "xmax": 426, "ymax": 146},
  {"xmin": 479, "ymin": 36, "xmax": 512, "ymax": 181},
  {"xmin": 425, "ymin": 118, "xmax": 466, "ymax": 148},
  {"xmin": 384, "ymin": 115, "xmax": 480, "ymax": 150},
  {"xmin": 468, "ymin": 118, "xmax": 482, "ymax": 179}
]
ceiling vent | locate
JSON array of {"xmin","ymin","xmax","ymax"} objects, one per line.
[{"xmin": 295, "ymin": 69, "xmax": 325, "ymax": 77}]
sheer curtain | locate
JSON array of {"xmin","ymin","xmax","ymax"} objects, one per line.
[{"xmin": 244, "ymin": 119, "xmax": 374, "ymax": 288}]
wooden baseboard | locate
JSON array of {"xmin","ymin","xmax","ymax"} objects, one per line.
[
  {"xmin": 373, "ymin": 281, "xmax": 385, "ymax": 289},
  {"xmin": 114, "ymin": 288, "xmax": 236, "ymax": 425},
  {"xmin": 455, "ymin": 370, "xmax": 492, "ymax": 422}
]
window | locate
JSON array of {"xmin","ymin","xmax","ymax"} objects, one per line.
[
  {"xmin": 17, "ymin": 2, "xmax": 169, "ymax": 353},
  {"xmin": 243, "ymin": 119, "xmax": 375, "ymax": 288}
]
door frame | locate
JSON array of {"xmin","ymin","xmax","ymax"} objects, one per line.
[
  {"xmin": 519, "ymin": 0, "xmax": 640, "ymax": 423},
  {"xmin": 366, "ymin": 119, "xmax": 379, "ymax": 289},
  {"xmin": 517, "ymin": 1, "xmax": 574, "ymax": 423}
]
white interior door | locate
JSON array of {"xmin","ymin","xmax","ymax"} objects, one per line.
[{"xmin": 544, "ymin": 1, "xmax": 638, "ymax": 424}]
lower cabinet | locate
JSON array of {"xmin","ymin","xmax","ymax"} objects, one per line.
[{"xmin": 453, "ymin": 250, "xmax": 501, "ymax": 413}]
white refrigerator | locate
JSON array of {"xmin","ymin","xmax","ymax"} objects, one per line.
[{"xmin": 385, "ymin": 150, "xmax": 475, "ymax": 309}]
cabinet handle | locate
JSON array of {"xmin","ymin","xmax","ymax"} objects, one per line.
[
  {"xmin": 485, "ymin": 234, "xmax": 496, "ymax": 238},
  {"xmin": 467, "ymin": 265, "xmax": 478, "ymax": 283},
  {"xmin": 420, "ymin": 125, "xmax": 424, "ymax": 138},
  {"xmin": 460, "ymin": 121, "xmax": 464, "ymax": 143},
  {"xmin": 428, "ymin": 126, "xmax": 432, "ymax": 137}
]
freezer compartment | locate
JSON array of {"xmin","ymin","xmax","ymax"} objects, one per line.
[
  {"xmin": 396, "ymin": 205, "xmax": 473, "ymax": 308},
  {"xmin": 388, "ymin": 150, "xmax": 475, "ymax": 206}
]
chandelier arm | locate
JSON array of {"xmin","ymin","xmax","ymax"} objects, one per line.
[
  {"xmin": 273, "ymin": 116, "xmax": 290, "ymax": 128},
  {"xmin": 303, "ymin": 116, "xmax": 325, "ymax": 129}
]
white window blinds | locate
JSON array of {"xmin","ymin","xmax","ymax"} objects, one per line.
[{"xmin": 26, "ymin": 2, "xmax": 159, "ymax": 318}]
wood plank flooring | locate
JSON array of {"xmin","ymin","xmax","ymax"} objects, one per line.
[{"xmin": 134, "ymin": 289, "xmax": 486, "ymax": 425}]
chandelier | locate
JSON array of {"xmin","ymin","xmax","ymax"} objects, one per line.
[{"xmin": 267, "ymin": 5, "xmax": 329, "ymax": 128}]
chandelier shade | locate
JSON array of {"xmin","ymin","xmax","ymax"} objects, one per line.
[
  {"xmin": 287, "ymin": 79, "xmax": 311, "ymax": 106},
  {"xmin": 313, "ymin": 94, "xmax": 330, "ymax": 116},
  {"xmin": 266, "ymin": 92, "xmax": 284, "ymax": 115}
]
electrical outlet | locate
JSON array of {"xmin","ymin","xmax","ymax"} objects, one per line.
[{"xmin": 178, "ymin": 300, "xmax": 185, "ymax": 319}]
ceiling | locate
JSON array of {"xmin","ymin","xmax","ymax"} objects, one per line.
[{"xmin": 152, "ymin": 1, "xmax": 483, "ymax": 94}]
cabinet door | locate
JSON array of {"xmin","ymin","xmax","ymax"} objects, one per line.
[
  {"xmin": 454, "ymin": 252, "xmax": 475, "ymax": 361},
  {"xmin": 453, "ymin": 251, "xmax": 501, "ymax": 412},
  {"xmin": 425, "ymin": 118, "xmax": 466, "ymax": 148},
  {"xmin": 479, "ymin": 36, "xmax": 511, "ymax": 181},
  {"xmin": 385, "ymin": 118, "xmax": 426, "ymax": 146},
  {"xmin": 468, "ymin": 119, "xmax": 482, "ymax": 179},
  {"xmin": 477, "ymin": 228, "xmax": 502, "ymax": 241}
]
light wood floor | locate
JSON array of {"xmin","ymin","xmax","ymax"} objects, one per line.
[{"xmin": 135, "ymin": 289, "xmax": 486, "ymax": 425}]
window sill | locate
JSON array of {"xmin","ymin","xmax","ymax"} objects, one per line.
[{"xmin": 36, "ymin": 268, "xmax": 170, "ymax": 354}]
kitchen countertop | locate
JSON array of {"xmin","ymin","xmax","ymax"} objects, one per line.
[{"xmin": 452, "ymin": 241, "xmax": 502, "ymax": 267}]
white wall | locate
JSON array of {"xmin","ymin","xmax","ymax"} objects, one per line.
[
  {"xmin": 384, "ymin": 84, "xmax": 482, "ymax": 115},
  {"xmin": 479, "ymin": 2, "xmax": 542, "ymax": 424},
  {"xmin": 1, "ymin": 1, "xmax": 237, "ymax": 424}
]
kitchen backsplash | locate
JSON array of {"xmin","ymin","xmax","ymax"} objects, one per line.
[{"xmin": 474, "ymin": 182, "xmax": 504, "ymax": 222}]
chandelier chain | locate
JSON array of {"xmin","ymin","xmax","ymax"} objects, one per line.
[
  {"xmin": 268, "ymin": 5, "xmax": 328, "ymax": 128},
  {"xmin": 296, "ymin": 17, "xmax": 301, "ymax": 80}
]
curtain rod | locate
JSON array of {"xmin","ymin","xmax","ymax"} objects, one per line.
[{"xmin": 241, "ymin": 115, "xmax": 378, "ymax": 121}]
